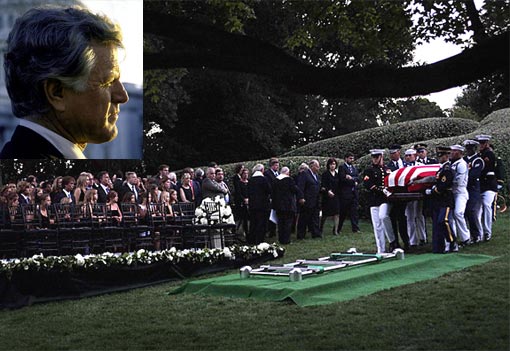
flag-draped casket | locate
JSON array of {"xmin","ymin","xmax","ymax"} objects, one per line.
[{"xmin": 384, "ymin": 165, "xmax": 441, "ymax": 193}]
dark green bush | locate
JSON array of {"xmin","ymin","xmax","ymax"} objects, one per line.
[{"xmin": 282, "ymin": 118, "xmax": 480, "ymax": 159}]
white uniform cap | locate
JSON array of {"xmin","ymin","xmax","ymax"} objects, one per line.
[
  {"xmin": 450, "ymin": 144, "xmax": 465, "ymax": 152},
  {"xmin": 475, "ymin": 134, "xmax": 491, "ymax": 141},
  {"xmin": 404, "ymin": 149, "xmax": 416, "ymax": 156},
  {"xmin": 463, "ymin": 140, "xmax": 479, "ymax": 146},
  {"xmin": 369, "ymin": 149, "xmax": 385, "ymax": 156}
]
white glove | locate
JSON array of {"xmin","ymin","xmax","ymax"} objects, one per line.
[{"xmin": 425, "ymin": 189, "xmax": 432, "ymax": 195}]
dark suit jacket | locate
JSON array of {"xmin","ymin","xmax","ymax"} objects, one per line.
[
  {"xmin": 338, "ymin": 163, "xmax": 359, "ymax": 199},
  {"xmin": 97, "ymin": 185, "xmax": 109, "ymax": 204},
  {"xmin": 272, "ymin": 176, "xmax": 302, "ymax": 213},
  {"xmin": 297, "ymin": 169, "xmax": 321, "ymax": 209},
  {"xmin": 0, "ymin": 126, "xmax": 64, "ymax": 159},
  {"xmin": 53, "ymin": 190, "xmax": 76, "ymax": 205},
  {"xmin": 387, "ymin": 158, "xmax": 404, "ymax": 172},
  {"xmin": 18, "ymin": 194, "xmax": 30, "ymax": 205},
  {"xmin": 119, "ymin": 183, "xmax": 141, "ymax": 204},
  {"xmin": 247, "ymin": 175, "xmax": 271, "ymax": 211},
  {"xmin": 263, "ymin": 169, "xmax": 278, "ymax": 185}
]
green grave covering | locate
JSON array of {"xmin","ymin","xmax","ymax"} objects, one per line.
[{"xmin": 169, "ymin": 253, "xmax": 495, "ymax": 306}]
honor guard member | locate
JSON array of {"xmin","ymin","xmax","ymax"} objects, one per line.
[
  {"xmin": 475, "ymin": 135, "xmax": 498, "ymax": 241},
  {"xmin": 414, "ymin": 144, "xmax": 438, "ymax": 164},
  {"xmin": 425, "ymin": 146, "xmax": 457, "ymax": 253},
  {"xmin": 363, "ymin": 149, "xmax": 396, "ymax": 253},
  {"xmin": 387, "ymin": 144, "xmax": 408, "ymax": 250},
  {"xmin": 403, "ymin": 149, "xmax": 427, "ymax": 246},
  {"xmin": 463, "ymin": 140, "xmax": 484, "ymax": 243},
  {"xmin": 450, "ymin": 144, "xmax": 470, "ymax": 246}
]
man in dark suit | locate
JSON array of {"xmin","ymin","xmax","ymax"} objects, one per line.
[
  {"xmin": 338, "ymin": 152, "xmax": 360, "ymax": 233},
  {"xmin": 297, "ymin": 159, "xmax": 322, "ymax": 239},
  {"xmin": 264, "ymin": 157, "xmax": 280, "ymax": 238},
  {"xmin": 415, "ymin": 144, "xmax": 438, "ymax": 164},
  {"xmin": 120, "ymin": 171, "xmax": 141, "ymax": 204},
  {"xmin": 96, "ymin": 171, "xmax": 111, "ymax": 204},
  {"xmin": 17, "ymin": 181, "xmax": 31, "ymax": 205},
  {"xmin": 387, "ymin": 144, "xmax": 409, "ymax": 250},
  {"xmin": 272, "ymin": 167, "xmax": 303, "ymax": 244},
  {"xmin": 53, "ymin": 176, "xmax": 76, "ymax": 204},
  {"xmin": 247, "ymin": 164, "xmax": 272, "ymax": 245},
  {"xmin": 0, "ymin": 6, "xmax": 129, "ymax": 159},
  {"xmin": 0, "ymin": 127, "xmax": 65, "ymax": 159}
]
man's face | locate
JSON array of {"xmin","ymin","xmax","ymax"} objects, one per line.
[
  {"xmin": 417, "ymin": 149, "xmax": 428, "ymax": 158},
  {"xmin": 65, "ymin": 180, "xmax": 75, "ymax": 192},
  {"xmin": 345, "ymin": 156, "xmax": 354, "ymax": 165},
  {"xmin": 479, "ymin": 140, "xmax": 489, "ymax": 150},
  {"xmin": 390, "ymin": 151, "xmax": 400, "ymax": 161},
  {"xmin": 160, "ymin": 168, "xmax": 169, "ymax": 177},
  {"xmin": 451, "ymin": 150, "xmax": 462, "ymax": 161},
  {"xmin": 271, "ymin": 163, "xmax": 279, "ymax": 172},
  {"xmin": 60, "ymin": 44, "xmax": 129, "ymax": 144},
  {"xmin": 405, "ymin": 154, "xmax": 416, "ymax": 162},
  {"xmin": 128, "ymin": 173, "xmax": 137, "ymax": 185},
  {"xmin": 371, "ymin": 155, "xmax": 382, "ymax": 165},
  {"xmin": 310, "ymin": 162, "xmax": 320, "ymax": 173},
  {"xmin": 215, "ymin": 171, "xmax": 224, "ymax": 182},
  {"xmin": 101, "ymin": 174, "xmax": 110, "ymax": 186},
  {"xmin": 465, "ymin": 146, "xmax": 476, "ymax": 156}
]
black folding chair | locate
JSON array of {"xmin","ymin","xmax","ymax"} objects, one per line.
[
  {"xmin": 121, "ymin": 203, "xmax": 152, "ymax": 251},
  {"xmin": 0, "ymin": 205, "xmax": 22, "ymax": 258},
  {"xmin": 22, "ymin": 204, "xmax": 59, "ymax": 257}
]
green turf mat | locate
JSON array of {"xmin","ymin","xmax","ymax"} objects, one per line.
[{"xmin": 169, "ymin": 253, "xmax": 495, "ymax": 306}]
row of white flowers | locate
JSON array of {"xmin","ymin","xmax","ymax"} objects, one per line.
[{"xmin": 0, "ymin": 243, "xmax": 284, "ymax": 279}]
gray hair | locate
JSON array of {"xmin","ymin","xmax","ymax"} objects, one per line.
[
  {"xmin": 298, "ymin": 162, "xmax": 309, "ymax": 172},
  {"xmin": 4, "ymin": 6, "xmax": 123, "ymax": 117},
  {"xmin": 194, "ymin": 168, "xmax": 204, "ymax": 178},
  {"xmin": 280, "ymin": 166, "xmax": 290, "ymax": 175},
  {"xmin": 252, "ymin": 164, "xmax": 264, "ymax": 173},
  {"xmin": 168, "ymin": 172, "xmax": 177, "ymax": 182}
]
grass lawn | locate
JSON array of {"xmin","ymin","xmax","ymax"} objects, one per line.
[{"xmin": 0, "ymin": 213, "xmax": 508, "ymax": 350}]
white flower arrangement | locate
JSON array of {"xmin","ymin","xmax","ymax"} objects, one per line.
[
  {"xmin": 193, "ymin": 196, "xmax": 235, "ymax": 225},
  {"xmin": 0, "ymin": 243, "xmax": 284, "ymax": 279}
]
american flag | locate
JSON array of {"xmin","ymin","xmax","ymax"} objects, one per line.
[{"xmin": 385, "ymin": 165, "xmax": 440, "ymax": 192}]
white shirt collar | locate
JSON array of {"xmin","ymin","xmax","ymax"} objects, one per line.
[
  {"xmin": 19, "ymin": 119, "xmax": 87, "ymax": 159},
  {"xmin": 252, "ymin": 171, "xmax": 264, "ymax": 177},
  {"xmin": 276, "ymin": 173, "xmax": 289, "ymax": 180}
]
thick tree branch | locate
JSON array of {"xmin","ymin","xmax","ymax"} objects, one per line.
[
  {"xmin": 464, "ymin": 0, "xmax": 488, "ymax": 43},
  {"xmin": 144, "ymin": 13, "xmax": 509, "ymax": 99}
]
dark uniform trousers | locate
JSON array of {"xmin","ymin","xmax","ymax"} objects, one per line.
[
  {"xmin": 430, "ymin": 161, "xmax": 456, "ymax": 253},
  {"xmin": 431, "ymin": 206, "xmax": 455, "ymax": 253}
]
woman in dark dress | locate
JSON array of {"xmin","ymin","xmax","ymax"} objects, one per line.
[
  {"xmin": 179, "ymin": 173, "xmax": 194, "ymax": 203},
  {"xmin": 233, "ymin": 167, "xmax": 249, "ymax": 236},
  {"xmin": 107, "ymin": 190, "xmax": 122, "ymax": 224},
  {"xmin": 38, "ymin": 193, "xmax": 54, "ymax": 228},
  {"xmin": 320, "ymin": 158, "xmax": 341, "ymax": 235}
]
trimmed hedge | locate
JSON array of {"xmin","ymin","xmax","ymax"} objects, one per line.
[
  {"xmin": 353, "ymin": 109, "xmax": 510, "ymax": 183},
  {"xmin": 282, "ymin": 117, "xmax": 480, "ymax": 159}
]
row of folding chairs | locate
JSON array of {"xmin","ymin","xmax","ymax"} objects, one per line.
[{"xmin": 0, "ymin": 201, "xmax": 237, "ymax": 259}]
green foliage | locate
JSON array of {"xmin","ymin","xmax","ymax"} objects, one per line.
[
  {"xmin": 448, "ymin": 105, "xmax": 481, "ymax": 121},
  {"xmin": 453, "ymin": 72, "xmax": 510, "ymax": 120},
  {"xmin": 282, "ymin": 0, "xmax": 415, "ymax": 67},
  {"xmin": 283, "ymin": 117, "xmax": 479, "ymax": 158}
]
